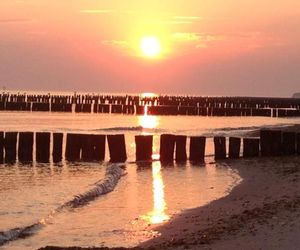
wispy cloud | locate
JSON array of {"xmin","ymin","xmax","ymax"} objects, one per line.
[
  {"xmin": 102, "ymin": 40, "xmax": 128, "ymax": 47},
  {"xmin": 0, "ymin": 18, "xmax": 32, "ymax": 23},
  {"xmin": 147, "ymin": 20, "xmax": 193, "ymax": 25},
  {"xmin": 173, "ymin": 16, "xmax": 202, "ymax": 20},
  {"xmin": 172, "ymin": 32, "xmax": 224, "ymax": 42},
  {"xmin": 80, "ymin": 9, "xmax": 115, "ymax": 14}
]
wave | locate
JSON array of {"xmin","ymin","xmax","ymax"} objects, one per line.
[
  {"xmin": 0, "ymin": 164, "xmax": 126, "ymax": 246},
  {"xmin": 97, "ymin": 126, "xmax": 144, "ymax": 132}
]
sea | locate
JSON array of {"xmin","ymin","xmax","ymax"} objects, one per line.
[{"xmin": 1, "ymin": 92, "xmax": 300, "ymax": 249}]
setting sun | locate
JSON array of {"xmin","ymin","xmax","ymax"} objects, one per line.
[{"xmin": 140, "ymin": 36, "xmax": 161, "ymax": 58}]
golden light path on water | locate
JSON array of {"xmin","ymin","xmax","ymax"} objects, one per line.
[{"xmin": 138, "ymin": 102, "xmax": 170, "ymax": 224}]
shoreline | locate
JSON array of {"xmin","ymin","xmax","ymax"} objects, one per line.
[{"xmin": 40, "ymin": 155, "xmax": 300, "ymax": 250}]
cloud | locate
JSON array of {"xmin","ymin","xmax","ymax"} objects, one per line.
[
  {"xmin": 80, "ymin": 9, "xmax": 115, "ymax": 14},
  {"xmin": 0, "ymin": 18, "xmax": 32, "ymax": 23},
  {"xmin": 172, "ymin": 32, "xmax": 225, "ymax": 42},
  {"xmin": 102, "ymin": 40, "xmax": 128, "ymax": 47},
  {"xmin": 173, "ymin": 16, "xmax": 202, "ymax": 20}
]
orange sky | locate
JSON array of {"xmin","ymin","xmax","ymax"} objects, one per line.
[{"xmin": 0, "ymin": 0, "xmax": 300, "ymax": 96}]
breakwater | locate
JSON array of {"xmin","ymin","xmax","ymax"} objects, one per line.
[
  {"xmin": 1, "ymin": 93, "xmax": 300, "ymax": 117},
  {"xmin": 0, "ymin": 130, "xmax": 299, "ymax": 164}
]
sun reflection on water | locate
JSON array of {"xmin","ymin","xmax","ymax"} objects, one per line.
[
  {"xmin": 141, "ymin": 161, "xmax": 169, "ymax": 224},
  {"xmin": 138, "ymin": 106, "xmax": 159, "ymax": 129}
]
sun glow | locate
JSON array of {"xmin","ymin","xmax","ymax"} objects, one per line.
[{"xmin": 140, "ymin": 36, "xmax": 161, "ymax": 58}]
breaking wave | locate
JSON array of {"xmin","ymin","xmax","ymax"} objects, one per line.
[{"xmin": 0, "ymin": 164, "xmax": 126, "ymax": 246}]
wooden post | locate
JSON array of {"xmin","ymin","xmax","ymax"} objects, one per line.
[
  {"xmin": 91, "ymin": 135, "xmax": 105, "ymax": 161},
  {"xmin": 65, "ymin": 133, "xmax": 82, "ymax": 161},
  {"xmin": 107, "ymin": 134, "xmax": 127, "ymax": 163},
  {"xmin": 81, "ymin": 134, "xmax": 105, "ymax": 161},
  {"xmin": 175, "ymin": 135, "xmax": 187, "ymax": 162},
  {"xmin": 159, "ymin": 134, "xmax": 175, "ymax": 163},
  {"xmin": 260, "ymin": 130, "xmax": 282, "ymax": 156},
  {"xmin": 282, "ymin": 132, "xmax": 296, "ymax": 155},
  {"xmin": 243, "ymin": 138, "xmax": 260, "ymax": 157},
  {"xmin": 214, "ymin": 136, "xmax": 226, "ymax": 160},
  {"xmin": 53, "ymin": 133, "xmax": 63, "ymax": 163},
  {"xmin": 189, "ymin": 136, "xmax": 206, "ymax": 162},
  {"xmin": 229, "ymin": 137, "xmax": 241, "ymax": 159},
  {"xmin": 0, "ymin": 132, "xmax": 3, "ymax": 164},
  {"xmin": 4, "ymin": 132, "xmax": 18, "ymax": 164},
  {"xmin": 81, "ymin": 134, "xmax": 93, "ymax": 161},
  {"xmin": 18, "ymin": 132, "xmax": 34, "ymax": 163},
  {"xmin": 135, "ymin": 135, "xmax": 153, "ymax": 161},
  {"xmin": 297, "ymin": 133, "xmax": 300, "ymax": 155},
  {"xmin": 36, "ymin": 132, "xmax": 50, "ymax": 163}
]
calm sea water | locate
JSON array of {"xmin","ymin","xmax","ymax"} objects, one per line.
[{"xmin": 0, "ymin": 110, "xmax": 299, "ymax": 249}]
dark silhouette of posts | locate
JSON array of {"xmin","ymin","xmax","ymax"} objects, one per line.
[
  {"xmin": 107, "ymin": 134, "xmax": 127, "ymax": 163},
  {"xmin": 135, "ymin": 135, "xmax": 153, "ymax": 161},
  {"xmin": 282, "ymin": 132, "xmax": 296, "ymax": 155},
  {"xmin": 175, "ymin": 135, "xmax": 187, "ymax": 162},
  {"xmin": 4, "ymin": 132, "xmax": 17, "ymax": 163},
  {"xmin": 36, "ymin": 132, "xmax": 50, "ymax": 163},
  {"xmin": 91, "ymin": 135, "xmax": 105, "ymax": 161},
  {"xmin": 189, "ymin": 136, "xmax": 206, "ymax": 162},
  {"xmin": 0, "ymin": 132, "xmax": 4, "ymax": 164},
  {"xmin": 297, "ymin": 133, "xmax": 300, "ymax": 155},
  {"xmin": 81, "ymin": 134, "xmax": 105, "ymax": 161},
  {"xmin": 243, "ymin": 138, "xmax": 260, "ymax": 157},
  {"xmin": 214, "ymin": 136, "xmax": 226, "ymax": 160},
  {"xmin": 65, "ymin": 133, "xmax": 82, "ymax": 161},
  {"xmin": 229, "ymin": 137, "xmax": 241, "ymax": 159},
  {"xmin": 159, "ymin": 134, "xmax": 175, "ymax": 163},
  {"xmin": 260, "ymin": 130, "xmax": 282, "ymax": 156},
  {"xmin": 18, "ymin": 132, "xmax": 34, "ymax": 163},
  {"xmin": 53, "ymin": 133, "xmax": 63, "ymax": 163}
]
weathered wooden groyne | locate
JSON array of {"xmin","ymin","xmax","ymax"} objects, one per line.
[
  {"xmin": 1, "ymin": 93, "xmax": 300, "ymax": 117},
  {"xmin": 0, "ymin": 130, "xmax": 299, "ymax": 164}
]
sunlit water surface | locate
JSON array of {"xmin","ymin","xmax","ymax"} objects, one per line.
[{"xmin": 0, "ymin": 111, "xmax": 299, "ymax": 249}]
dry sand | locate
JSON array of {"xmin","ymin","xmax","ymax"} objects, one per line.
[{"xmin": 40, "ymin": 155, "xmax": 300, "ymax": 250}]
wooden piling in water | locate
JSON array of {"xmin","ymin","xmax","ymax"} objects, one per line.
[
  {"xmin": 53, "ymin": 133, "xmax": 63, "ymax": 163},
  {"xmin": 36, "ymin": 132, "xmax": 50, "ymax": 163},
  {"xmin": 159, "ymin": 134, "xmax": 176, "ymax": 163},
  {"xmin": 18, "ymin": 132, "xmax": 34, "ymax": 163},
  {"xmin": 135, "ymin": 135, "xmax": 153, "ymax": 161},
  {"xmin": 65, "ymin": 133, "xmax": 82, "ymax": 161},
  {"xmin": 214, "ymin": 136, "xmax": 226, "ymax": 160},
  {"xmin": 229, "ymin": 137, "xmax": 241, "ymax": 158},
  {"xmin": 81, "ymin": 134, "xmax": 105, "ymax": 161},
  {"xmin": 4, "ymin": 132, "xmax": 17, "ymax": 164},
  {"xmin": 0, "ymin": 132, "xmax": 3, "ymax": 164},
  {"xmin": 175, "ymin": 135, "xmax": 187, "ymax": 162},
  {"xmin": 260, "ymin": 130, "xmax": 282, "ymax": 156},
  {"xmin": 107, "ymin": 134, "xmax": 127, "ymax": 163},
  {"xmin": 282, "ymin": 132, "xmax": 296, "ymax": 155},
  {"xmin": 189, "ymin": 136, "xmax": 206, "ymax": 162},
  {"xmin": 243, "ymin": 138, "xmax": 260, "ymax": 157},
  {"xmin": 297, "ymin": 133, "xmax": 300, "ymax": 155}
]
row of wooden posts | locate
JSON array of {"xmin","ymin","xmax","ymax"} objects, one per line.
[
  {"xmin": 1, "ymin": 101, "xmax": 300, "ymax": 117},
  {"xmin": 2, "ymin": 93, "xmax": 300, "ymax": 109},
  {"xmin": 0, "ymin": 130, "xmax": 300, "ymax": 164}
]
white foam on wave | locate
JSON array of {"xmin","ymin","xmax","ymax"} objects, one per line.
[{"xmin": 0, "ymin": 164, "xmax": 126, "ymax": 246}]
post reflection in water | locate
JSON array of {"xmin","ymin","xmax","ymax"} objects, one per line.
[
  {"xmin": 141, "ymin": 161, "xmax": 170, "ymax": 224},
  {"xmin": 138, "ymin": 104, "xmax": 168, "ymax": 224}
]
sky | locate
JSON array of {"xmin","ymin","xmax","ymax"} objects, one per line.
[{"xmin": 0, "ymin": 0, "xmax": 300, "ymax": 97}]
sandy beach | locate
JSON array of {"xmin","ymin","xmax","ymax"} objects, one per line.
[{"xmin": 40, "ymin": 155, "xmax": 300, "ymax": 250}]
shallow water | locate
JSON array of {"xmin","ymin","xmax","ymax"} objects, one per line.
[{"xmin": 0, "ymin": 111, "xmax": 299, "ymax": 249}]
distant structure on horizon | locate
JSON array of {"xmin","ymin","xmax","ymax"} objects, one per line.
[{"xmin": 293, "ymin": 92, "xmax": 300, "ymax": 98}]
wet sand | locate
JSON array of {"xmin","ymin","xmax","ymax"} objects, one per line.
[{"xmin": 40, "ymin": 155, "xmax": 300, "ymax": 250}]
